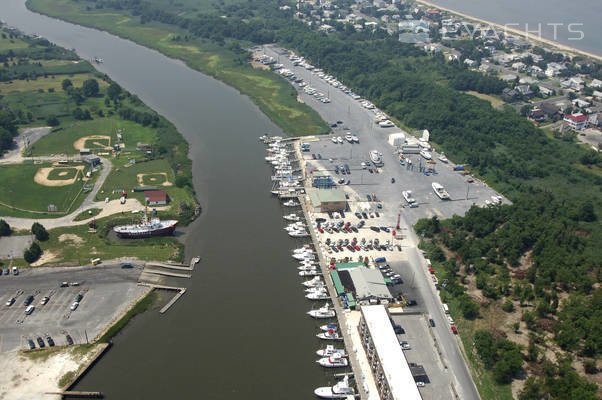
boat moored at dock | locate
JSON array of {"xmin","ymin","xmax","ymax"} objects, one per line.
[
  {"xmin": 308, "ymin": 304, "xmax": 335, "ymax": 319},
  {"xmin": 314, "ymin": 375, "xmax": 355, "ymax": 398}
]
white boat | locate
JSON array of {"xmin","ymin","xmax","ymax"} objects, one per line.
[
  {"xmin": 320, "ymin": 324, "xmax": 338, "ymax": 331},
  {"xmin": 378, "ymin": 120, "xmax": 394, "ymax": 128},
  {"xmin": 432, "ymin": 182, "xmax": 450, "ymax": 200},
  {"xmin": 317, "ymin": 353, "xmax": 348, "ymax": 368},
  {"xmin": 308, "ymin": 304, "xmax": 335, "ymax": 318},
  {"xmin": 345, "ymin": 134, "xmax": 353, "ymax": 143},
  {"xmin": 283, "ymin": 200, "xmax": 299, "ymax": 207},
  {"xmin": 299, "ymin": 270, "xmax": 319, "ymax": 277},
  {"xmin": 316, "ymin": 345, "xmax": 346, "ymax": 357},
  {"xmin": 283, "ymin": 213, "xmax": 300, "ymax": 221},
  {"xmin": 402, "ymin": 190, "xmax": 416, "ymax": 205},
  {"xmin": 331, "ymin": 137, "xmax": 338, "ymax": 144},
  {"xmin": 302, "ymin": 277, "xmax": 322, "ymax": 286},
  {"xmin": 314, "ymin": 376, "xmax": 355, "ymax": 399},
  {"xmin": 293, "ymin": 253, "xmax": 315, "ymax": 261},
  {"xmin": 307, "ymin": 291, "xmax": 330, "ymax": 300},
  {"xmin": 352, "ymin": 135, "xmax": 359, "ymax": 143},
  {"xmin": 369, "ymin": 150, "xmax": 384, "ymax": 167},
  {"xmin": 336, "ymin": 136, "xmax": 343, "ymax": 144},
  {"xmin": 305, "ymin": 285, "xmax": 325, "ymax": 292},
  {"xmin": 284, "ymin": 222, "xmax": 306, "ymax": 231},
  {"xmin": 293, "ymin": 247, "xmax": 312, "ymax": 254},
  {"xmin": 289, "ymin": 230, "xmax": 309, "ymax": 238},
  {"xmin": 438, "ymin": 153, "xmax": 449, "ymax": 163},
  {"xmin": 317, "ymin": 330, "xmax": 343, "ymax": 340},
  {"xmin": 420, "ymin": 149, "xmax": 432, "ymax": 160}
]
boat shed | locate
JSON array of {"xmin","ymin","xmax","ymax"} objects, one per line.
[
  {"xmin": 359, "ymin": 305, "xmax": 422, "ymax": 400},
  {"xmin": 348, "ymin": 268, "xmax": 392, "ymax": 302},
  {"xmin": 307, "ymin": 188, "xmax": 347, "ymax": 212},
  {"xmin": 330, "ymin": 270, "xmax": 346, "ymax": 296}
]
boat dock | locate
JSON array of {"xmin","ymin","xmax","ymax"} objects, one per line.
[
  {"xmin": 45, "ymin": 392, "xmax": 103, "ymax": 398},
  {"xmin": 146, "ymin": 262, "xmax": 194, "ymax": 271},
  {"xmin": 143, "ymin": 268, "xmax": 191, "ymax": 278},
  {"xmin": 158, "ymin": 287, "xmax": 187, "ymax": 314}
]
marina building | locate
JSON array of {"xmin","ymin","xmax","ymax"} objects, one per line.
[
  {"xmin": 307, "ymin": 187, "xmax": 347, "ymax": 212},
  {"xmin": 359, "ymin": 305, "xmax": 423, "ymax": 400},
  {"xmin": 144, "ymin": 190, "xmax": 168, "ymax": 205}
]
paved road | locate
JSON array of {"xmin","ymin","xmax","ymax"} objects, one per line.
[
  {"xmin": 0, "ymin": 126, "xmax": 52, "ymax": 165},
  {"xmin": 264, "ymin": 45, "xmax": 482, "ymax": 400}
]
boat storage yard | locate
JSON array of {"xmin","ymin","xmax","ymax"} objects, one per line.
[{"xmin": 259, "ymin": 44, "xmax": 507, "ymax": 400}]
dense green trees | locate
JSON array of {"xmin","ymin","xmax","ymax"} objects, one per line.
[
  {"xmin": 82, "ymin": 78, "xmax": 99, "ymax": 97},
  {"xmin": 0, "ymin": 219, "xmax": 10, "ymax": 236},
  {"xmin": 474, "ymin": 329, "xmax": 523, "ymax": 383},
  {"xmin": 23, "ymin": 241, "xmax": 42, "ymax": 263},
  {"xmin": 31, "ymin": 222, "xmax": 49, "ymax": 241}
]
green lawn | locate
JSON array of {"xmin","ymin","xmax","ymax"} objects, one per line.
[
  {"xmin": 0, "ymin": 72, "xmax": 105, "ymax": 94},
  {"xmin": 0, "ymin": 162, "xmax": 87, "ymax": 212},
  {"xmin": 27, "ymin": 0, "xmax": 330, "ymax": 136},
  {"xmin": 47, "ymin": 167, "xmax": 78, "ymax": 180},
  {"xmin": 40, "ymin": 220, "xmax": 183, "ymax": 264}
]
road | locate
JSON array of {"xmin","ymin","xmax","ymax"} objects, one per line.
[{"xmin": 264, "ymin": 45, "xmax": 482, "ymax": 400}]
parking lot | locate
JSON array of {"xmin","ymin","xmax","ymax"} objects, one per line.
[
  {"xmin": 0, "ymin": 264, "xmax": 146, "ymax": 352},
  {"xmin": 391, "ymin": 313, "xmax": 456, "ymax": 400}
]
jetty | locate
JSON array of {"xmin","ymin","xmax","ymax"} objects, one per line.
[{"xmin": 45, "ymin": 392, "xmax": 102, "ymax": 398}]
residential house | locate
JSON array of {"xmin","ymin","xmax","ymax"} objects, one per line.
[
  {"xmin": 545, "ymin": 62, "xmax": 567, "ymax": 77},
  {"xmin": 593, "ymin": 90, "xmax": 602, "ymax": 101},
  {"xmin": 588, "ymin": 113, "xmax": 600, "ymax": 127},
  {"xmin": 560, "ymin": 77, "xmax": 584, "ymax": 91},
  {"xmin": 512, "ymin": 61, "xmax": 526, "ymax": 71},
  {"xmin": 589, "ymin": 79, "xmax": 602, "ymax": 89},
  {"xmin": 529, "ymin": 107, "xmax": 546, "ymax": 123},
  {"xmin": 563, "ymin": 113, "xmax": 589, "ymax": 130},
  {"xmin": 398, "ymin": 19, "xmax": 430, "ymax": 33},
  {"xmin": 519, "ymin": 76, "xmax": 537, "ymax": 85},
  {"xmin": 516, "ymin": 85, "xmax": 533, "ymax": 97},
  {"xmin": 424, "ymin": 44, "xmax": 442, "ymax": 53},
  {"xmin": 464, "ymin": 58, "xmax": 479, "ymax": 68},
  {"xmin": 528, "ymin": 65, "xmax": 544, "ymax": 78},
  {"xmin": 572, "ymin": 98, "xmax": 591, "ymax": 108},
  {"xmin": 500, "ymin": 73, "xmax": 518, "ymax": 82},
  {"xmin": 538, "ymin": 85, "xmax": 554, "ymax": 97},
  {"xmin": 479, "ymin": 63, "xmax": 494, "ymax": 73},
  {"xmin": 541, "ymin": 102, "xmax": 560, "ymax": 117},
  {"xmin": 502, "ymin": 87, "xmax": 519, "ymax": 100}
]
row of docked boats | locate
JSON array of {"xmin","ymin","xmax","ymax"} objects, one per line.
[{"xmin": 263, "ymin": 137, "xmax": 306, "ymax": 198}]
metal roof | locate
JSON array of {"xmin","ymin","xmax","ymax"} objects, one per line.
[
  {"xmin": 348, "ymin": 267, "xmax": 391, "ymax": 300},
  {"xmin": 361, "ymin": 305, "xmax": 422, "ymax": 400},
  {"xmin": 307, "ymin": 188, "xmax": 347, "ymax": 205}
]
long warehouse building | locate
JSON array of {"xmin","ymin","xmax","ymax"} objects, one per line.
[{"xmin": 359, "ymin": 305, "xmax": 422, "ymax": 400}]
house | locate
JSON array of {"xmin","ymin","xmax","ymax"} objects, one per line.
[
  {"xmin": 464, "ymin": 58, "xmax": 479, "ymax": 68},
  {"xmin": 398, "ymin": 19, "xmax": 429, "ymax": 33},
  {"xmin": 588, "ymin": 113, "xmax": 601, "ymax": 127},
  {"xmin": 572, "ymin": 98, "xmax": 591, "ymax": 108},
  {"xmin": 493, "ymin": 53, "xmax": 515, "ymax": 65},
  {"xmin": 519, "ymin": 76, "xmax": 537, "ymax": 85},
  {"xmin": 593, "ymin": 90, "xmax": 602, "ymax": 101},
  {"xmin": 512, "ymin": 61, "xmax": 526, "ymax": 71},
  {"xmin": 516, "ymin": 85, "xmax": 533, "ymax": 97},
  {"xmin": 144, "ymin": 190, "xmax": 168, "ymax": 205},
  {"xmin": 500, "ymin": 73, "xmax": 518, "ymax": 82},
  {"xmin": 541, "ymin": 102, "xmax": 560, "ymax": 117},
  {"xmin": 529, "ymin": 107, "xmax": 546, "ymax": 123},
  {"xmin": 502, "ymin": 87, "xmax": 519, "ymax": 100},
  {"xmin": 538, "ymin": 85, "xmax": 554, "ymax": 97},
  {"xmin": 589, "ymin": 79, "xmax": 602, "ymax": 89},
  {"xmin": 137, "ymin": 142, "xmax": 153, "ymax": 152},
  {"xmin": 528, "ymin": 65, "xmax": 544, "ymax": 78},
  {"xmin": 563, "ymin": 113, "xmax": 589, "ymax": 130},
  {"xmin": 545, "ymin": 62, "xmax": 567, "ymax": 77},
  {"xmin": 424, "ymin": 44, "xmax": 442, "ymax": 53},
  {"xmin": 560, "ymin": 77, "xmax": 584, "ymax": 91},
  {"xmin": 479, "ymin": 63, "xmax": 494, "ymax": 73}
]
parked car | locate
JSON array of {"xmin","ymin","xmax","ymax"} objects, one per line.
[
  {"xmin": 429, "ymin": 318, "xmax": 435, "ymax": 327},
  {"xmin": 23, "ymin": 295, "xmax": 34, "ymax": 306},
  {"xmin": 36, "ymin": 337, "xmax": 45, "ymax": 348},
  {"xmin": 46, "ymin": 336, "xmax": 55, "ymax": 347},
  {"xmin": 3, "ymin": 268, "xmax": 9, "ymax": 275},
  {"xmin": 40, "ymin": 296, "xmax": 50, "ymax": 305},
  {"xmin": 5, "ymin": 297, "xmax": 15, "ymax": 306},
  {"xmin": 75, "ymin": 294, "xmax": 83, "ymax": 302},
  {"xmin": 120, "ymin": 262, "xmax": 133, "ymax": 269},
  {"xmin": 27, "ymin": 339, "xmax": 35, "ymax": 350},
  {"xmin": 12, "ymin": 266, "xmax": 18, "ymax": 275},
  {"xmin": 451, "ymin": 326, "xmax": 458, "ymax": 334},
  {"xmin": 70, "ymin": 302, "xmax": 79, "ymax": 311},
  {"xmin": 24, "ymin": 305, "xmax": 35, "ymax": 315},
  {"xmin": 66, "ymin": 335, "xmax": 74, "ymax": 346}
]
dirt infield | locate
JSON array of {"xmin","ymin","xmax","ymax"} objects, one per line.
[
  {"xmin": 34, "ymin": 166, "xmax": 85, "ymax": 187},
  {"xmin": 73, "ymin": 135, "xmax": 111, "ymax": 150},
  {"xmin": 137, "ymin": 172, "xmax": 172, "ymax": 186}
]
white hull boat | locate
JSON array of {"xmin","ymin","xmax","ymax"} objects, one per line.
[
  {"xmin": 317, "ymin": 353, "xmax": 348, "ymax": 368},
  {"xmin": 331, "ymin": 137, "xmax": 337, "ymax": 144},
  {"xmin": 320, "ymin": 324, "xmax": 338, "ymax": 331},
  {"xmin": 302, "ymin": 277, "xmax": 323, "ymax": 287},
  {"xmin": 283, "ymin": 214, "xmax": 300, "ymax": 221},
  {"xmin": 283, "ymin": 200, "xmax": 299, "ymax": 207},
  {"xmin": 317, "ymin": 331, "xmax": 343, "ymax": 340},
  {"xmin": 336, "ymin": 137, "xmax": 343, "ymax": 144},
  {"xmin": 308, "ymin": 304, "xmax": 335, "ymax": 318},
  {"xmin": 438, "ymin": 153, "xmax": 449, "ymax": 163},
  {"xmin": 314, "ymin": 376, "xmax": 355, "ymax": 399},
  {"xmin": 293, "ymin": 253, "xmax": 315, "ymax": 260},
  {"xmin": 289, "ymin": 230, "xmax": 309, "ymax": 238},
  {"xmin": 352, "ymin": 136, "xmax": 359, "ymax": 143},
  {"xmin": 432, "ymin": 182, "xmax": 450, "ymax": 200},
  {"xmin": 307, "ymin": 291, "xmax": 330, "ymax": 300},
  {"xmin": 299, "ymin": 270, "xmax": 319, "ymax": 277},
  {"xmin": 316, "ymin": 345, "xmax": 346, "ymax": 357}
]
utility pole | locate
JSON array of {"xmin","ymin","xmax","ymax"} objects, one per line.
[{"xmin": 466, "ymin": 181, "xmax": 469, "ymax": 200}]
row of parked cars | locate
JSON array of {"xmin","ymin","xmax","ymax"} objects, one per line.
[
  {"xmin": 1, "ymin": 266, "xmax": 19, "ymax": 276},
  {"xmin": 6, "ymin": 292, "xmax": 83, "ymax": 315},
  {"xmin": 27, "ymin": 333, "xmax": 74, "ymax": 350}
]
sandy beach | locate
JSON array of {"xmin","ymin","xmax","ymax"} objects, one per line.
[{"xmin": 415, "ymin": 0, "xmax": 602, "ymax": 62}]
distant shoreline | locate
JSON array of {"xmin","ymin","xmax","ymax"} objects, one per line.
[{"xmin": 414, "ymin": 0, "xmax": 602, "ymax": 62}]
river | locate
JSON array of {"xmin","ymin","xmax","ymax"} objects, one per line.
[
  {"xmin": 426, "ymin": 0, "xmax": 602, "ymax": 57},
  {"xmin": 3, "ymin": 0, "xmax": 331, "ymax": 398}
]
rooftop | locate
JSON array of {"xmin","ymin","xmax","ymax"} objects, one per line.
[
  {"xmin": 307, "ymin": 187, "xmax": 347, "ymax": 204},
  {"xmin": 348, "ymin": 267, "xmax": 391, "ymax": 299},
  {"xmin": 361, "ymin": 305, "xmax": 422, "ymax": 400}
]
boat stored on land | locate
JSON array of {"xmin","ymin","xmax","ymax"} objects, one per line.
[
  {"xmin": 369, "ymin": 150, "xmax": 384, "ymax": 167},
  {"xmin": 432, "ymin": 182, "xmax": 450, "ymax": 200},
  {"xmin": 402, "ymin": 190, "xmax": 417, "ymax": 207}
]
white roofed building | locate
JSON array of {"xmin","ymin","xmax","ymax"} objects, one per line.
[{"xmin": 359, "ymin": 305, "xmax": 423, "ymax": 400}]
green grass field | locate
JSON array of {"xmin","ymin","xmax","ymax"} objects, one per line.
[
  {"xmin": 141, "ymin": 173, "xmax": 167, "ymax": 186},
  {"xmin": 40, "ymin": 219, "xmax": 183, "ymax": 264},
  {"xmin": 0, "ymin": 163, "xmax": 85, "ymax": 212},
  {"xmin": 0, "ymin": 72, "xmax": 105, "ymax": 94},
  {"xmin": 47, "ymin": 167, "xmax": 78, "ymax": 180},
  {"xmin": 26, "ymin": 0, "xmax": 330, "ymax": 136},
  {"xmin": 84, "ymin": 138, "xmax": 110, "ymax": 149}
]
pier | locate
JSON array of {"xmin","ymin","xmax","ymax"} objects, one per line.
[
  {"xmin": 45, "ymin": 391, "xmax": 103, "ymax": 398},
  {"xmin": 146, "ymin": 262, "xmax": 194, "ymax": 271},
  {"xmin": 143, "ymin": 269, "xmax": 191, "ymax": 278}
]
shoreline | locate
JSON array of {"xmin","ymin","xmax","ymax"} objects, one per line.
[{"xmin": 414, "ymin": 0, "xmax": 602, "ymax": 62}]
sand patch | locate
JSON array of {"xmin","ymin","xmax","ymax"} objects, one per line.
[
  {"xmin": 73, "ymin": 135, "xmax": 111, "ymax": 150},
  {"xmin": 136, "ymin": 172, "xmax": 172, "ymax": 187},
  {"xmin": 34, "ymin": 166, "xmax": 84, "ymax": 187},
  {"xmin": 58, "ymin": 171, "xmax": 69, "ymax": 177},
  {"xmin": 30, "ymin": 251, "xmax": 56, "ymax": 267},
  {"xmin": 58, "ymin": 234, "xmax": 84, "ymax": 245}
]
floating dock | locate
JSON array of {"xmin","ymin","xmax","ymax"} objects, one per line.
[{"xmin": 45, "ymin": 392, "xmax": 103, "ymax": 398}]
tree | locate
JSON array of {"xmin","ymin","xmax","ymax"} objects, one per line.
[
  {"xmin": 24, "ymin": 242, "xmax": 41, "ymax": 263},
  {"xmin": 46, "ymin": 115, "xmax": 59, "ymax": 126},
  {"xmin": 107, "ymin": 82, "xmax": 122, "ymax": 100},
  {"xmin": 0, "ymin": 219, "xmax": 10, "ymax": 236},
  {"xmin": 502, "ymin": 299, "xmax": 514, "ymax": 312},
  {"xmin": 61, "ymin": 78, "xmax": 72, "ymax": 91},
  {"xmin": 82, "ymin": 78, "xmax": 99, "ymax": 97},
  {"xmin": 31, "ymin": 222, "xmax": 49, "ymax": 241}
]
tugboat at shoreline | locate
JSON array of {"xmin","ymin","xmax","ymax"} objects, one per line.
[{"xmin": 113, "ymin": 209, "xmax": 178, "ymax": 238}]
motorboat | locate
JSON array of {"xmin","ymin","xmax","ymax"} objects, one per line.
[
  {"xmin": 331, "ymin": 137, "xmax": 338, "ymax": 144},
  {"xmin": 420, "ymin": 149, "xmax": 432, "ymax": 160},
  {"xmin": 438, "ymin": 153, "xmax": 449, "ymax": 163},
  {"xmin": 320, "ymin": 324, "xmax": 338, "ymax": 331},
  {"xmin": 308, "ymin": 304, "xmax": 335, "ymax": 318},
  {"xmin": 352, "ymin": 135, "xmax": 359, "ymax": 143},
  {"xmin": 369, "ymin": 150, "xmax": 383, "ymax": 167},
  {"xmin": 402, "ymin": 190, "xmax": 416, "ymax": 205},
  {"xmin": 317, "ymin": 353, "xmax": 348, "ymax": 368},
  {"xmin": 284, "ymin": 222, "xmax": 306, "ymax": 231},
  {"xmin": 307, "ymin": 291, "xmax": 329, "ymax": 300},
  {"xmin": 283, "ymin": 213, "xmax": 300, "ymax": 221},
  {"xmin": 299, "ymin": 270, "xmax": 319, "ymax": 277},
  {"xmin": 293, "ymin": 252, "xmax": 315, "ymax": 261},
  {"xmin": 316, "ymin": 345, "xmax": 346, "ymax": 357},
  {"xmin": 314, "ymin": 376, "xmax": 355, "ymax": 399},
  {"xmin": 317, "ymin": 329, "xmax": 343, "ymax": 340},
  {"xmin": 299, "ymin": 265, "xmax": 318, "ymax": 271},
  {"xmin": 283, "ymin": 200, "xmax": 299, "ymax": 207},
  {"xmin": 293, "ymin": 246, "xmax": 312, "ymax": 253},
  {"xmin": 305, "ymin": 285, "xmax": 325, "ymax": 292},
  {"xmin": 302, "ymin": 277, "xmax": 323, "ymax": 287},
  {"xmin": 432, "ymin": 182, "xmax": 450, "ymax": 200},
  {"xmin": 345, "ymin": 134, "xmax": 353, "ymax": 143},
  {"xmin": 289, "ymin": 230, "xmax": 309, "ymax": 238},
  {"xmin": 336, "ymin": 137, "xmax": 343, "ymax": 144},
  {"xmin": 378, "ymin": 120, "xmax": 394, "ymax": 128}
]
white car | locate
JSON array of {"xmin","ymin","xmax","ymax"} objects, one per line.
[
  {"xmin": 70, "ymin": 302, "xmax": 79, "ymax": 311},
  {"xmin": 416, "ymin": 382, "xmax": 425, "ymax": 387}
]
